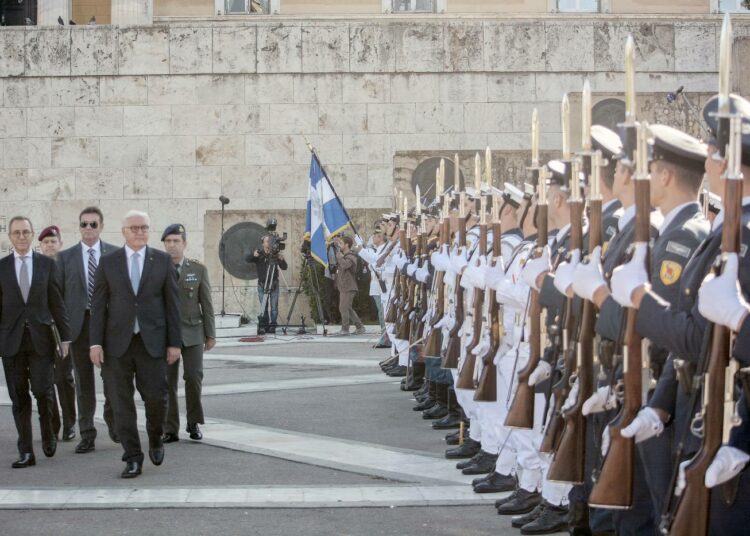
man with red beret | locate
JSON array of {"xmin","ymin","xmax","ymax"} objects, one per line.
[{"xmin": 38, "ymin": 226, "xmax": 63, "ymax": 259}]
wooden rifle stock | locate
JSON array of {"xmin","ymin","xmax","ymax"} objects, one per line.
[
  {"xmin": 441, "ymin": 215, "xmax": 467, "ymax": 369},
  {"xmin": 424, "ymin": 218, "xmax": 451, "ymax": 357},
  {"xmin": 539, "ymin": 340, "xmax": 575, "ymax": 454},
  {"xmin": 457, "ymin": 223, "xmax": 488, "ymax": 390}
]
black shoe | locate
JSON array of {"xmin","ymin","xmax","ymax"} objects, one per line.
[
  {"xmin": 568, "ymin": 501, "xmax": 592, "ymax": 535},
  {"xmin": 121, "ymin": 461, "xmax": 142, "ymax": 478},
  {"xmin": 472, "ymin": 473, "xmax": 491, "ymax": 486},
  {"xmin": 413, "ymin": 398, "xmax": 435, "ymax": 411},
  {"xmin": 401, "ymin": 378, "xmax": 422, "ymax": 391},
  {"xmin": 461, "ymin": 451, "xmax": 498, "ymax": 475},
  {"xmin": 497, "ymin": 488, "xmax": 542, "ymax": 515},
  {"xmin": 414, "ymin": 382, "xmax": 429, "ymax": 398},
  {"xmin": 186, "ymin": 423, "xmax": 202, "ymax": 441},
  {"xmin": 75, "ymin": 438, "xmax": 95, "ymax": 454},
  {"xmin": 422, "ymin": 403, "xmax": 448, "ymax": 420},
  {"xmin": 456, "ymin": 451, "xmax": 484, "ymax": 470},
  {"xmin": 445, "ymin": 438, "xmax": 481, "ymax": 459},
  {"xmin": 386, "ymin": 365, "xmax": 407, "ymax": 377},
  {"xmin": 473, "ymin": 472, "xmax": 517, "ymax": 493},
  {"xmin": 149, "ymin": 445, "xmax": 165, "ymax": 466},
  {"xmin": 11, "ymin": 453, "xmax": 35, "ymax": 468},
  {"xmin": 512, "ymin": 501, "xmax": 547, "ymax": 528},
  {"xmin": 432, "ymin": 413, "xmax": 462, "ymax": 430},
  {"xmin": 62, "ymin": 427, "xmax": 76, "ymax": 441},
  {"xmin": 162, "ymin": 432, "xmax": 179, "ymax": 443},
  {"xmin": 520, "ymin": 503, "xmax": 568, "ymax": 534},
  {"xmin": 42, "ymin": 439, "xmax": 57, "ymax": 458},
  {"xmin": 445, "ymin": 430, "xmax": 460, "ymax": 445},
  {"xmin": 108, "ymin": 427, "xmax": 120, "ymax": 444}
]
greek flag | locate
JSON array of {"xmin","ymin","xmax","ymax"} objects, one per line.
[{"xmin": 305, "ymin": 153, "xmax": 351, "ymax": 267}]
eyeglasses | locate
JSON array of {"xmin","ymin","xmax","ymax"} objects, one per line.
[
  {"xmin": 125, "ymin": 225, "xmax": 150, "ymax": 234},
  {"xmin": 80, "ymin": 221, "xmax": 99, "ymax": 229},
  {"xmin": 10, "ymin": 230, "xmax": 32, "ymax": 238}
]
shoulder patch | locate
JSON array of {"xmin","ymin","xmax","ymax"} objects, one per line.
[
  {"xmin": 660, "ymin": 260, "xmax": 683, "ymax": 286},
  {"xmin": 665, "ymin": 241, "xmax": 691, "ymax": 259}
]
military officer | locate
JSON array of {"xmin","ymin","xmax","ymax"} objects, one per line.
[{"xmin": 161, "ymin": 224, "xmax": 216, "ymax": 443}]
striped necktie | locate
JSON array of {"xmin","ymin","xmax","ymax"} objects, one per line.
[{"xmin": 87, "ymin": 248, "xmax": 97, "ymax": 308}]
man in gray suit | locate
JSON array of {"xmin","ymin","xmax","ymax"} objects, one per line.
[{"xmin": 57, "ymin": 207, "xmax": 118, "ymax": 454}]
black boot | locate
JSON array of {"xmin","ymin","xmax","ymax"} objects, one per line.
[
  {"xmin": 432, "ymin": 386, "xmax": 461, "ymax": 428},
  {"xmin": 414, "ymin": 382, "xmax": 436, "ymax": 411},
  {"xmin": 568, "ymin": 501, "xmax": 592, "ymax": 536},
  {"xmin": 445, "ymin": 430, "xmax": 461, "ymax": 445},
  {"xmin": 473, "ymin": 471, "xmax": 517, "ymax": 493},
  {"xmin": 422, "ymin": 384, "xmax": 449, "ymax": 419},
  {"xmin": 402, "ymin": 362, "xmax": 424, "ymax": 391},
  {"xmin": 444, "ymin": 438, "xmax": 480, "ymax": 459},
  {"xmin": 520, "ymin": 502, "xmax": 568, "ymax": 534},
  {"xmin": 512, "ymin": 501, "xmax": 547, "ymax": 528},
  {"xmin": 460, "ymin": 450, "xmax": 498, "ymax": 475},
  {"xmin": 413, "ymin": 381, "xmax": 429, "ymax": 399},
  {"xmin": 496, "ymin": 488, "xmax": 542, "ymax": 515},
  {"xmin": 380, "ymin": 355, "xmax": 398, "ymax": 371},
  {"xmin": 386, "ymin": 365, "xmax": 407, "ymax": 377}
]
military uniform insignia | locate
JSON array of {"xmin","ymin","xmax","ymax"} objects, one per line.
[
  {"xmin": 659, "ymin": 260, "xmax": 682, "ymax": 286},
  {"xmin": 666, "ymin": 241, "xmax": 691, "ymax": 258},
  {"xmin": 741, "ymin": 244, "xmax": 748, "ymax": 258}
]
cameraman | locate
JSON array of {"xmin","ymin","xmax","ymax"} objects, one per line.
[
  {"xmin": 332, "ymin": 235, "xmax": 365, "ymax": 336},
  {"xmin": 248, "ymin": 235, "xmax": 288, "ymax": 327}
]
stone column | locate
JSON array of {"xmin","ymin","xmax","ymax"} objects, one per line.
[
  {"xmin": 111, "ymin": 0, "xmax": 153, "ymax": 26},
  {"xmin": 37, "ymin": 0, "xmax": 71, "ymax": 26}
]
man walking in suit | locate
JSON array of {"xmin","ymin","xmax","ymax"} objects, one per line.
[
  {"xmin": 89, "ymin": 210, "xmax": 181, "ymax": 478},
  {"xmin": 160, "ymin": 223, "xmax": 215, "ymax": 443},
  {"xmin": 57, "ymin": 207, "xmax": 119, "ymax": 453},
  {"xmin": 1, "ymin": 216, "xmax": 70, "ymax": 468}
]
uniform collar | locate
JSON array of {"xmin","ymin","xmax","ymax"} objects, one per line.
[
  {"xmin": 602, "ymin": 198, "xmax": 620, "ymax": 212},
  {"xmin": 618, "ymin": 205, "xmax": 636, "ymax": 232},
  {"xmin": 659, "ymin": 201, "xmax": 700, "ymax": 235}
]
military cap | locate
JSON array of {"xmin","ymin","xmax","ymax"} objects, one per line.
[
  {"xmin": 702, "ymin": 93, "xmax": 750, "ymax": 167},
  {"xmin": 38, "ymin": 225, "xmax": 60, "ymax": 241},
  {"xmin": 591, "ymin": 125, "xmax": 623, "ymax": 161},
  {"xmin": 381, "ymin": 212, "xmax": 400, "ymax": 222},
  {"xmin": 648, "ymin": 124, "xmax": 708, "ymax": 174},
  {"xmin": 546, "ymin": 160, "xmax": 569, "ymax": 189},
  {"xmin": 502, "ymin": 182, "xmax": 526, "ymax": 209},
  {"xmin": 161, "ymin": 223, "xmax": 187, "ymax": 241}
]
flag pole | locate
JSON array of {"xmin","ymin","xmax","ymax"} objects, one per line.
[{"xmin": 305, "ymin": 137, "xmax": 360, "ymax": 237}]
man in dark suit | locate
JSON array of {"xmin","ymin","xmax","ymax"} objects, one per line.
[
  {"xmin": 161, "ymin": 224, "xmax": 215, "ymax": 443},
  {"xmin": 57, "ymin": 207, "xmax": 119, "ymax": 453},
  {"xmin": 89, "ymin": 210, "xmax": 181, "ymax": 478},
  {"xmin": 0, "ymin": 216, "xmax": 70, "ymax": 468}
]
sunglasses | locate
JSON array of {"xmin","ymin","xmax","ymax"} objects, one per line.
[{"xmin": 80, "ymin": 221, "xmax": 99, "ymax": 229}]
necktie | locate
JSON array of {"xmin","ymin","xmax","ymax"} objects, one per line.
[
  {"xmin": 175, "ymin": 263, "xmax": 181, "ymax": 279},
  {"xmin": 87, "ymin": 248, "xmax": 97, "ymax": 308},
  {"xmin": 19, "ymin": 256, "xmax": 30, "ymax": 303},
  {"xmin": 130, "ymin": 252, "xmax": 140, "ymax": 334}
]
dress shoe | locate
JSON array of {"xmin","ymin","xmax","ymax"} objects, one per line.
[
  {"xmin": 473, "ymin": 471, "xmax": 517, "ymax": 493},
  {"xmin": 401, "ymin": 377, "xmax": 422, "ymax": 391},
  {"xmin": 62, "ymin": 427, "xmax": 76, "ymax": 441},
  {"xmin": 520, "ymin": 502, "xmax": 568, "ymax": 534},
  {"xmin": 413, "ymin": 397, "xmax": 435, "ymax": 411},
  {"xmin": 75, "ymin": 438, "xmax": 95, "ymax": 454},
  {"xmin": 162, "ymin": 432, "xmax": 179, "ymax": 443},
  {"xmin": 444, "ymin": 438, "xmax": 480, "ymax": 459},
  {"xmin": 108, "ymin": 427, "xmax": 120, "ymax": 444},
  {"xmin": 121, "ymin": 461, "xmax": 142, "ymax": 478},
  {"xmin": 386, "ymin": 365, "xmax": 407, "ymax": 377},
  {"xmin": 422, "ymin": 403, "xmax": 448, "ymax": 420},
  {"xmin": 445, "ymin": 430, "xmax": 460, "ymax": 445},
  {"xmin": 512, "ymin": 501, "xmax": 546, "ymax": 528},
  {"xmin": 461, "ymin": 451, "xmax": 498, "ymax": 475},
  {"xmin": 186, "ymin": 423, "xmax": 202, "ymax": 441},
  {"xmin": 11, "ymin": 453, "xmax": 35, "ymax": 468},
  {"xmin": 42, "ymin": 439, "xmax": 57, "ymax": 458},
  {"xmin": 456, "ymin": 451, "xmax": 484, "ymax": 470},
  {"xmin": 149, "ymin": 445, "xmax": 165, "ymax": 466},
  {"xmin": 497, "ymin": 488, "xmax": 542, "ymax": 515},
  {"xmin": 432, "ymin": 413, "xmax": 461, "ymax": 430},
  {"xmin": 414, "ymin": 382, "xmax": 429, "ymax": 398}
]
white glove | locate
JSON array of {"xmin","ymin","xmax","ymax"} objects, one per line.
[
  {"xmin": 553, "ymin": 249, "xmax": 581, "ymax": 297},
  {"xmin": 415, "ymin": 264, "xmax": 430, "ymax": 283},
  {"xmin": 472, "ymin": 331, "xmax": 491, "ymax": 358},
  {"xmin": 406, "ymin": 261, "xmax": 418, "ymax": 277},
  {"xmin": 520, "ymin": 245, "xmax": 551, "ymax": 291},
  {"xmin": 484, "ymin": 261, "xmax": 505, "ymax": 292},
  {"xmin": 354, "ymin": 234, "xmax": 364, "ymax": 248},
  {"xmin": 676, "ymin": 459, "xmax": 690, "ymax": 496},
  {"xmin": 705, "ymin": 446, "xmax": 750, "ymax": 488},
  {"xmin": 572, "ymin": 246, "xmax": 606, "ymax": 302},
  {"xmin": 528, "ymin": 360, "xmax": 552, "ymax": 386},
  {"xmin": 610, "ymin": 243, "xmax": 649, "ymax": 308},
  {"xmin": 461, "ymin": 256, "xmax": 488, "ymax": 290},
  {"xmin": 601, "ymin": 426, "xmax": 611, "ymax": 457},
  {"xmin": 620, "ymin": 407, "xmax": 664, "ymax": 443},
  {"xmin": 394, "ymin": 252, "xmax": 408, "ymax": 270},
  {"xmin": 561, "ymin": 378, "xmax": 580, "ymax": 412},
  {"xmin": 431, "ymin": 245, "xmax": 450, "ymax": 272},
  {"xmin": 435, "ymin": 315, "xmax": 455, "ymax": 339},
  {"xmin": 698, "ymin": 253, "xmax": 749, "ymax": 332},
  {"xmin": 582, "ymin": 385, "xmax": 617, "ymax": 416}
]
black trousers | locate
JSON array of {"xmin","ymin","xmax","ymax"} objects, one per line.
[
  {"xmin": 102, "ymin": 334, "xmax": 167, "ymax": 464},
  {"xmin": 164, "ymin": 343, "xmax": 205, "ymax": 434},
  {"xmin": 70, "ymin": 312, "xmax": 114, "ymax": 441},
  {"xmin": 50, "ymin": 349, "xmax": 76, "ymax": 435},
  {"xmin": 2, "ymin": 329, "xmax": 56, "ymax": 455}
]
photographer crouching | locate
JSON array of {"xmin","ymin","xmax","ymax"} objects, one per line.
[
  {"xmin": 247, "ymin": 219, "xmax": 288, "ymax": 334},
  {"xmin": 331, "ymin": 235, "xmax": 365, "ymax": 336}
]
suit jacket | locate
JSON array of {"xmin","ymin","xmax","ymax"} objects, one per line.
[
  {"xmin": 177, "ymin": 258, "xmax": 215, "ymax": 347},
  {"xmin": 334, "ymin": 251, "xmax": 359, "ymax": 293},
  {"xmin": 89, "ymin": 246, "xmax": 181, "ymax": 359},
  {"xmin": 57, "ymin": 241, "xmax": 118, "ymax": 341},
  {"xmin": 0, "ymin": 252, "xmax": 70, "ymax": 357}
]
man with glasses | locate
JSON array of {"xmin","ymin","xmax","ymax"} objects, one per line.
[
  {"xmin": 0, "ymin": 216, "xmax": 70, "ymax": 468},
  {"xmin": 89, "ymin": 211, "xmax": 181, "ymax": 478},
  {"xmin": 57, "ymin": 207, "xmax": 118, "ymax": 454}
]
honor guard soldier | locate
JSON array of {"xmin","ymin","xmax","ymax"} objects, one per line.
[{"xmin": 161, "ymin": 224, "xmax": 216, "ymax": 443}]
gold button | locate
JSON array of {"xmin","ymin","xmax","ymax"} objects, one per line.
[{"xmin": 685, "ymin": 288, "xmax": 691, "ymax": 295}]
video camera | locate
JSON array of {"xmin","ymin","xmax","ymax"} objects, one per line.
[{"xmin": 265, "ymin": 218, "xmax": 287, "ymax": 256}]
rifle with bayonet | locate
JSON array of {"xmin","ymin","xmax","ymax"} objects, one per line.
[
  {"xmin": 424, "ymin": 195, "xmax": 450, "ymax": 357},
  {"xmin": 397, "ymin": 217, "xmax": 417, "ymax": 340}
]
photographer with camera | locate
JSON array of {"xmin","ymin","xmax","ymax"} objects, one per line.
[
  {"xmin": 247, "ymin": 220, "xmax": 288, "ymax": 333},
  {"xmin": 332, "ymin": 235, "xmax": 365, "ymax": 336}
]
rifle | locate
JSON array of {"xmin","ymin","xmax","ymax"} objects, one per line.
[
  {"xmin": 588, "ymin": 119, "xmax": 650, "ymax": 506},
  {"xmin": 424, "ymin": 198, "xmax": 451, "ymax": 357},
  {"xmin": 397, "ymin": 229, "xmax": 417, "ymax": 340},
  {"xmin": 441, "ymin": 191, "xmax": 467, "ymax": 370}
]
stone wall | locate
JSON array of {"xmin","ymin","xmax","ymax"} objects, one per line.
[{"xmin": 0, "ymin": 16, "xmax": 748, "ymax": 317}]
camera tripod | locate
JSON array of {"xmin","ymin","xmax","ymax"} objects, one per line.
[
  {"xmin": 257, "ymin": 258, "xmax": 281, "ymax": 335},
  {"xmin": 282, "ymin": 253, "xmax": 327, "ymax": 336}
]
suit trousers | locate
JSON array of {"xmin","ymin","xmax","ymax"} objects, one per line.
[
  {"xmin": 165, "ymin": 343, "xmax": 205, "ymax": 434},
  {"xmin": 102, "ymin": 334, "xmax": 167, "ymax": 464},
  {"xmin": 2, "ymin": 329, "xmax": 56, "ymax": 454},
  {"xmin": 338, "ymin": 290, "xmax": 362, "ymax": 332},
  {"xmin": 71, "ymin": 312, "xmax": 114, "ymax": 441},
  {"xmin": 50, "ymin": 348, "xmax": 76, "ymax": 435}
]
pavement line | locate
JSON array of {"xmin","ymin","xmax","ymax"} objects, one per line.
[
  {"xmin": 204, "ymin": 353, "xmax": 383, "ymax": 368},
  {"xmin": 0, "ymin": 485, "xmax": 502, "ymax": 509},
  {"xmin": 193, "ymin": 374, "xmax": 394, "ymax": 397}
]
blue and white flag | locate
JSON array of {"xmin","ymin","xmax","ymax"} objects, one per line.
[{"xmin": 305, "ymin": 154, "xmax": 352, "ymax": 267}]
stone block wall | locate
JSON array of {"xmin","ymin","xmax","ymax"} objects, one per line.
[{"xmin": 0, "ymin": 16, "xmax": 747, "ymax": 317}]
